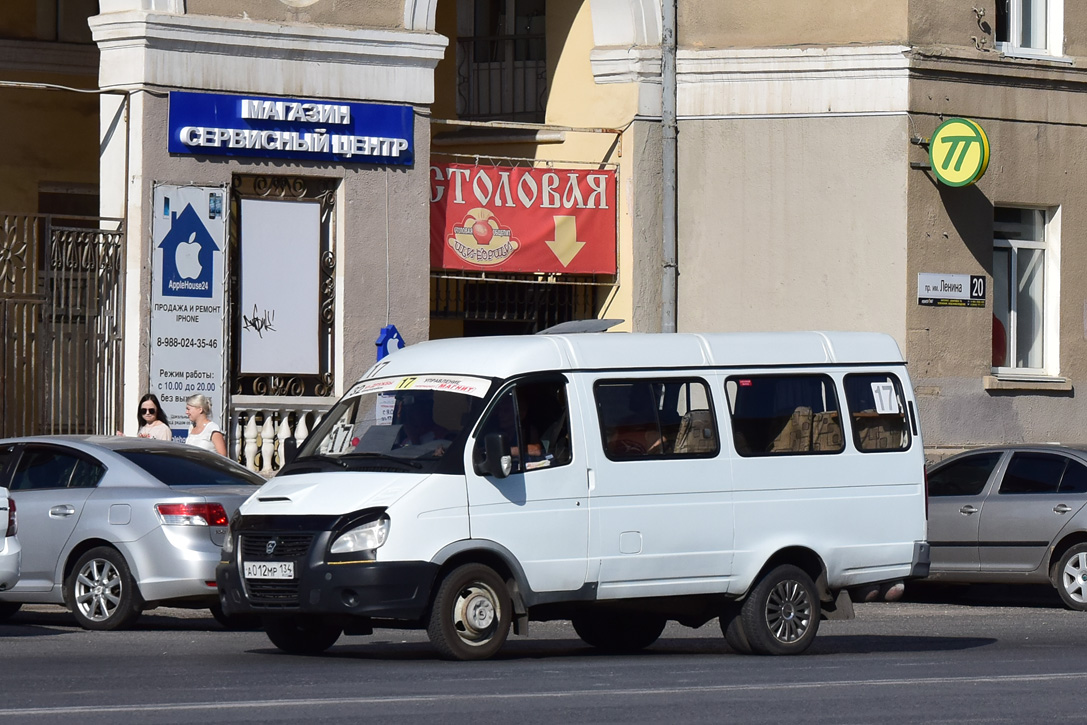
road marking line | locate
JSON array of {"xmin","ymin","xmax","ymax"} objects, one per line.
[{"xmin": 2, "ymin": 672, "xmax": 1085, "ymax": 717}]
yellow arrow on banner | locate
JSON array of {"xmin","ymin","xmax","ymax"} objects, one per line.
[{"xmin": 546, "ymin": 216, "xmax": 586, "ymax": 267}]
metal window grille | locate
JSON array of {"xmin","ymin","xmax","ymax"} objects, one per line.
[{"xmin": 431, "ymin": 274, "xmax": 606, "ymax": 335}]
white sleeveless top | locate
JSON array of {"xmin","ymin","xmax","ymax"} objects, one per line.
[{"xmin": 186, "ymin": 421, "xmax": 223, "ymax": 453}]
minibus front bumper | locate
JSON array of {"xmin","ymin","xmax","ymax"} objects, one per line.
[{"xmin": 217, "ymin": 557, "xmax": 439, "ymax": 621}]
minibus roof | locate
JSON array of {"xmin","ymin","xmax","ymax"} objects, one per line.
[{"xmin": 364, "ymin": 331, "xmax": 905, "ymax": 382}]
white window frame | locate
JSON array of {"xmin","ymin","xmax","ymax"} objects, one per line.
[
  {"xmin": 992, "ymin": 205, "xmax": 1061, "ymax": 379},
  {"xmin": 998, "ymin": 0, "xmax": 1071, "ymax": 62}
]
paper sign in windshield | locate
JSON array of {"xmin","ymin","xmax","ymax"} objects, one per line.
[{"xmin": 346, "ymin": 374, "xmax": 491, "ymax": 399}]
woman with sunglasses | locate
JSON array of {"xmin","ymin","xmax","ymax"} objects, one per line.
[{"xmin": 135, "ymin": 393, "xmax": 172, "ymax": 440}]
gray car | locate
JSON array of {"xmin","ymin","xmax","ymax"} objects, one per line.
[
  {"xmin": 0, "ymin": 436, "xmax": 263, "ymax": 630},
  {"xmin": 926, "ymin": 444, "xmax": 1087, "ymax": 609}
]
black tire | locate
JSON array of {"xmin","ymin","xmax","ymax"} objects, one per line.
[
  {"xmin": 426, "ymin": 563, "xmax": 511, "ymax": 661},
  {"xmin": 1055, "ymin": 544, "xmax": 1087, "ymax": 611},
  {"xmin": 264, "ymin": 615, "xmax": 342, "ymax": 655},
  {"xmin": 0, "ymin": 601, "xmax": 21, "ymax": 621},
  {"xmin": 718, "ymin": 604, "xmax": 751, "ymax": 654},
  {"xmin": 210, "ymin": 603, "xmax": 263, "ymax": 631},
  {"xmin": 571, "ymin": 610, "xmax": 666, "ymax": 653},
  {"xmin": 65, "ymin": 547, "xmax": 143, "ymax": 631},
  {"xmin": 737, "ymin": 564, "xmax": 821, "ymax": 655}
]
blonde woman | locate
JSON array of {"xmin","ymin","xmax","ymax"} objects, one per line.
[{"xmin": 184, "ymin": 394, "xmax": 227, "ymax": 456}]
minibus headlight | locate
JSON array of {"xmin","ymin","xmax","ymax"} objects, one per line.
[{"xmin": 331, "ymin": 516, "xmax": 390, "ymax": 554}]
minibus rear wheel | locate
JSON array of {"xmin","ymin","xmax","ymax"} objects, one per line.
[
  {"xmin": 737, "ymin": 564, "xmax": 820, "ymax": 655},
  {"xmin": 571, "ymin": 611, "xmax": 666, "ymax": 652},
  {"xmin": 427, "ymin": 563, "xmax": 512, "ymax": 661}
]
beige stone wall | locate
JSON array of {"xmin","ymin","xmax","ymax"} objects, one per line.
[
  {"xmin": 185, "ymin": 0, "xmax": 403, "ymax": 28},
  {"xmin": 0, "ymin": 74, "xmax": 99, "ymax": 215},
  {"xmin": 679, "ymin": 0, "xmax": 908, "ymax": 49},
  {"xmin": 907, "ymin": 58, "xmax": 1087, "ymax": 448},
  {"xmin": 677, "ymin": 115, "xmax": 909, "ymax": 343}
]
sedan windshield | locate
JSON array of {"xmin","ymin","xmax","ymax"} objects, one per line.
[{"xmin": 288, "ymin": 374, "xmax": 492, "ymax": 474}]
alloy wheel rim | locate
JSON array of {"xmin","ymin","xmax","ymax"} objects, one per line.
[
  {"xmin": 452, "ymin": 583, "xmax": 499, "ymax": 646},
  {"xmin": 74, "ymin": 559, "xmax": 122, "ymax": 621},
  {"xmin": 1063, "ymin": 552, "xmax": 1087, "ymax": 603},
  {"xmin": 765, "ymin": 579, "xmax": 812, "ymax": 643}
]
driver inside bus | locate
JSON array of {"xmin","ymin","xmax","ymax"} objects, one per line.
[{"xmin": 393, "ymin": 394, "xmax": 449, "ymax": 450}]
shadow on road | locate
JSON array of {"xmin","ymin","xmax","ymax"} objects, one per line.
[
  {"xmin": 241, "ymin": 631, "xmax": 995, "ymax": 662},
  {"xmin": 0, "ymin": 606, "xmax": 245, "ymax": 634},
  {"xmin": 903, "ymin": 581, "xmax": 1066, "ymax": 609},
  {"xmin": 812, "ymin": 634, "xmax": 996, "ymax": 655}
]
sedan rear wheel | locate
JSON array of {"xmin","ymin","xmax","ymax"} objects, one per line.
[
  {"xmin": 1056, "ymin": 544, "xmax": 1087, "ymax": 611},
  {"xmin": 65, "ymin": 547, "xmax": 143, "ymax": 631}
]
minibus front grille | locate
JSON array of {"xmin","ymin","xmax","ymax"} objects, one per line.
[
  {"xmin": 241, "ymin": 533, "xmax": 313, "ymax": 559},
  {"xmin": 240, "ymin": 533, "xmax": 314, "ymax": 608}
]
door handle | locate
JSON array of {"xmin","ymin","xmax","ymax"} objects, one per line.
[
  {"xmin": 1054, "ymin": 504, "xmax": 1073, "ymax": 514},
  {"xmin": 959, "ymin": 505, "xmax": 979, "ymax": 515},
  {"xmin": 49, "ymin": 504, "xmax": 76, "ymax": 518}
]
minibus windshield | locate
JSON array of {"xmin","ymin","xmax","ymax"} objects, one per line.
[{"xmin": 286, "ymin": 374, "xmax": 493, "ymax": 474}]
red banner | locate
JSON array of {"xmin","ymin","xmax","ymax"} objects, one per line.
[{"xmin": 430, "ymin": 163, "xmax": 617, "ymax": 274}]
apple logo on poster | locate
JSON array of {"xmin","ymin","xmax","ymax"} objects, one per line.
[
  {"xmin": 175, "ymin": 233, "xmax": 203, "ymax": 279},
  {"xmin": 158, "ymin": 202, "xmax": 220, "ymax": 299}
]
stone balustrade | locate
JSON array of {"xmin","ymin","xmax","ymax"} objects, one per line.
[{"xmin": 228, "ymin": 395, "xmax": 335, "ymax": 475}]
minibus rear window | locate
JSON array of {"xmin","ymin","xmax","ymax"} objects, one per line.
[
  {"xmin": 843, "ymin": 373, "xmax": 911, "ymax": 453},
  {"xmin": 725, "ymin": 375, "xmax": 844, "ymax": 456}
]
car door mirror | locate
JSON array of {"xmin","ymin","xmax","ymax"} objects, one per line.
[
  {"xmin": 283, "ymin": 437, "xmax": 299, "ymax": 466},
  {"xmin": 475, "ymin": 433, "xmax": 512, "ymax": 479}
]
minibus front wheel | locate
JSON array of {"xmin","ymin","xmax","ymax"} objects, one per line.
[
  {"xmin": 734, "ymin": 564, "xmax": 820, "ymax": 655},
  {"xmin": 427, "ymin": 563, "xmax": 512, "ymax": 661}
]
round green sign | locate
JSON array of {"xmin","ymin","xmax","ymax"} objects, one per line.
[{"xmin": 929, "ymin": 118, "xmax": 990, "ymax": 187}]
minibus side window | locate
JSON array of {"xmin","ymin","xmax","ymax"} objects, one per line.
[
  {"xmin": 594, "ymin": 379, "xmax": 718, "ymax": 461},
  {"xmin": 474, "ymin": 380, "xmax": 572, "ymax": 473},
  {"xmin": 724, "ymin": 375, "xmax": 844, "ymax": 456},
  {"xmin": 843, "ymin": 374, "xmax": 911, "ymax": 452}
]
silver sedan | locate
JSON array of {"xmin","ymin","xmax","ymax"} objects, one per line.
[
  {"xmin": 926, "ymin": 444, "xmax": 1087, "ymax": 609},
  {"xmin": 0, "ymin": 436, "xmax": 262, "ymax": 630}
]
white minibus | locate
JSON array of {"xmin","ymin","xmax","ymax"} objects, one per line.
[{"xmin": 217, "ymin": 331, "xmax": 929, "ymax": 659}]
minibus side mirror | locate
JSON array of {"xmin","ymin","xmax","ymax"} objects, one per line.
[
  {"xmin": 283, "ymin": 437, "xmax": 300, "ymax": 465},
  {"xmin": 476, "ymin": 433, "xmax": 512, "ymax": 479}
]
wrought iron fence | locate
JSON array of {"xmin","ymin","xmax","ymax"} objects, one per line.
[{"xmin": 0, "ymin": 213, "xmax": 125, "ymax": 437}]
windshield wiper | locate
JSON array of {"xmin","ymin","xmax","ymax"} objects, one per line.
[
  {"xmin": 338, "ymin": 452, "xmax": 424, "ymax": 469},
  {"xmin": 290, "ymin": 453, "xmax": 349, "ymax": 470}
]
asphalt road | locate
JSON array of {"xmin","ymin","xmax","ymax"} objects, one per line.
[{"xmin": 0, "ymin": 584, "xmax": 1084, "ymax": 724}]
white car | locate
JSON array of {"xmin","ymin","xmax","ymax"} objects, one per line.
[{"xmin": 0, "ymin": 486, "xmax": 20, "ymax": 596}]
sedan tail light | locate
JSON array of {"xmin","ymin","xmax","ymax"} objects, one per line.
[
  {"xmin": 156, "ymin": 503, "xmax": 228, "ymax": 527},
  {"xmin": 5, "ymin": 497, "xmax": 15, "ymax": 537}
]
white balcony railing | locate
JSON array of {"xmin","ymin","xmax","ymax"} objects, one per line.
[{"xmin": 228, "ymin": 395, "xmax": 335, "ymax": 476}]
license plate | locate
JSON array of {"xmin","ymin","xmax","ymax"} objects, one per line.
[{"xmin": 243, "ymin": 561, "xmax": 295, "ymax": 580}]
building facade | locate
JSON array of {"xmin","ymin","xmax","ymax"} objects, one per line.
[{"xmin": 2, "ymin": 0, "xmax": 1086, "ymax": 463}]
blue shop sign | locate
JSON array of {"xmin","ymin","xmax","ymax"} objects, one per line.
[{"xmin": 168, "ymin": 91, "xmax": 414, "ymax": 166}]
